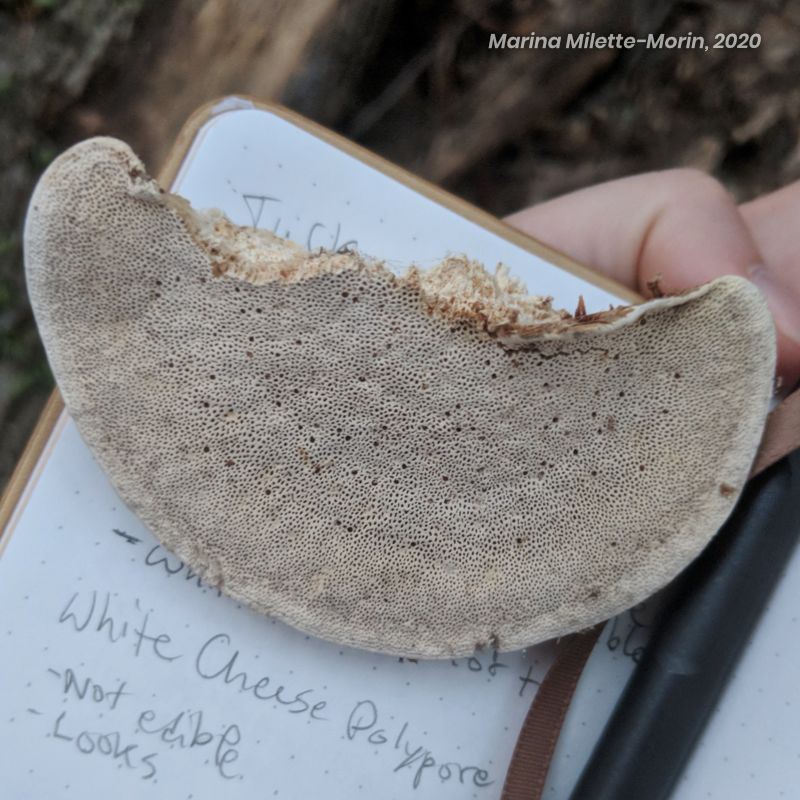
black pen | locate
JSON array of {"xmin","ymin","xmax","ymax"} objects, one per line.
[{"xmin": 568, "ymin": 448, "xmax": 800, "ymax": 800}]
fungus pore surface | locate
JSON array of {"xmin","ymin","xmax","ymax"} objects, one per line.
[{"xmin": 24, "ymin": 137, "xmax": 776, "ymax": 658}]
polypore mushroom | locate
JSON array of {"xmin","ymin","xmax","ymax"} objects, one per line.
[{"xmin": 24, "ymin": 138, "xmax": 775, "ymax": 658}]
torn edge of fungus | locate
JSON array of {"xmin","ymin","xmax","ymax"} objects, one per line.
[
  {"xmin": 142, "ymin": 162, "xmax": 730, "ymax": 349},
  {"xmin": 647, "ymin": 275, "xmax": 665, "ymax": 298}
]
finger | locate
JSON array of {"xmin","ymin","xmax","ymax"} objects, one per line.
[
  {"xmin": 504, "ymin": 168, "xmax": 761, "ymax": 297},
  {"xmin": 740, "ymin": 182, "xmax": 800, "ymax": 387},
  {"xmin": 504, "ymin": 169, "xmax": 799, "ymax": 388}
]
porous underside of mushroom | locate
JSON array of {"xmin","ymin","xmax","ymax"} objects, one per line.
[{"xmin": 24, "ymin": 137, "xmax": 776, "ymax": 658}]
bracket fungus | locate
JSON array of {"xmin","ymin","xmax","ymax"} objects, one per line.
[{"xmin": 24, "ymin": 138, "xmax": 776, "ymax": 658}]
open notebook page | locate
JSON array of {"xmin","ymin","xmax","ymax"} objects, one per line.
[{"xmin": 0, "ymin": 100, "xmax": 796, "ymax": 799}]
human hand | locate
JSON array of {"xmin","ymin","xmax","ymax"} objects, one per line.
[{"xmin": 505, "ymin": 169, "xmax": 800, "ymax": 391}]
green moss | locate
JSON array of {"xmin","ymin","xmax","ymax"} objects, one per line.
[
  {"xmin": 0, "ymin": 278, "xmax": 12, "ymax": 309},
  {"xmin": 0, "ymin": 231, "xmax": 20, "ymax": 257},
  {"xmin": 8, "ymin": 359, "xmax": 53, "ymax": 402},
  {"xmin": 30, "ymin": 143, "xmax": 57, "ymax": 169},
  {"xmin": 0, "ymin": 72, "xmax": 13, "ymax": 97}
]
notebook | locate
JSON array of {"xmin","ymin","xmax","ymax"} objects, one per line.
[{"xmin": 1, "ymin": 97, "xmax": 797, "ymax": 800}]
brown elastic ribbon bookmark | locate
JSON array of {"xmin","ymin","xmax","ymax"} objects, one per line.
[
  {"xmin": 501, "ymin": 384, "xmax": 800, "ymax": 800},
  {"xmin": 750, "ymin": 386, "xmax": 800, "ymax": 478},
  {"xmin": 501, "ymin": 624, "xmax": 603, "ymax": 800}
]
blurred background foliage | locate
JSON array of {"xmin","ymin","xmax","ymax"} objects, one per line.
[{"xmin": 1, "ymin": 0, "xmax": 799, "ymax": 490}]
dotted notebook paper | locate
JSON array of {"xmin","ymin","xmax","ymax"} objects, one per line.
[{"xmin": 0, "ymin": 101, "xmax": 797, "ymax": 799}]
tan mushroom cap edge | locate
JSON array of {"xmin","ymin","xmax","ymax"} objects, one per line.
[{"xmin": 24, "ymin": 138, "xmax": 776, "ymax": 658}]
